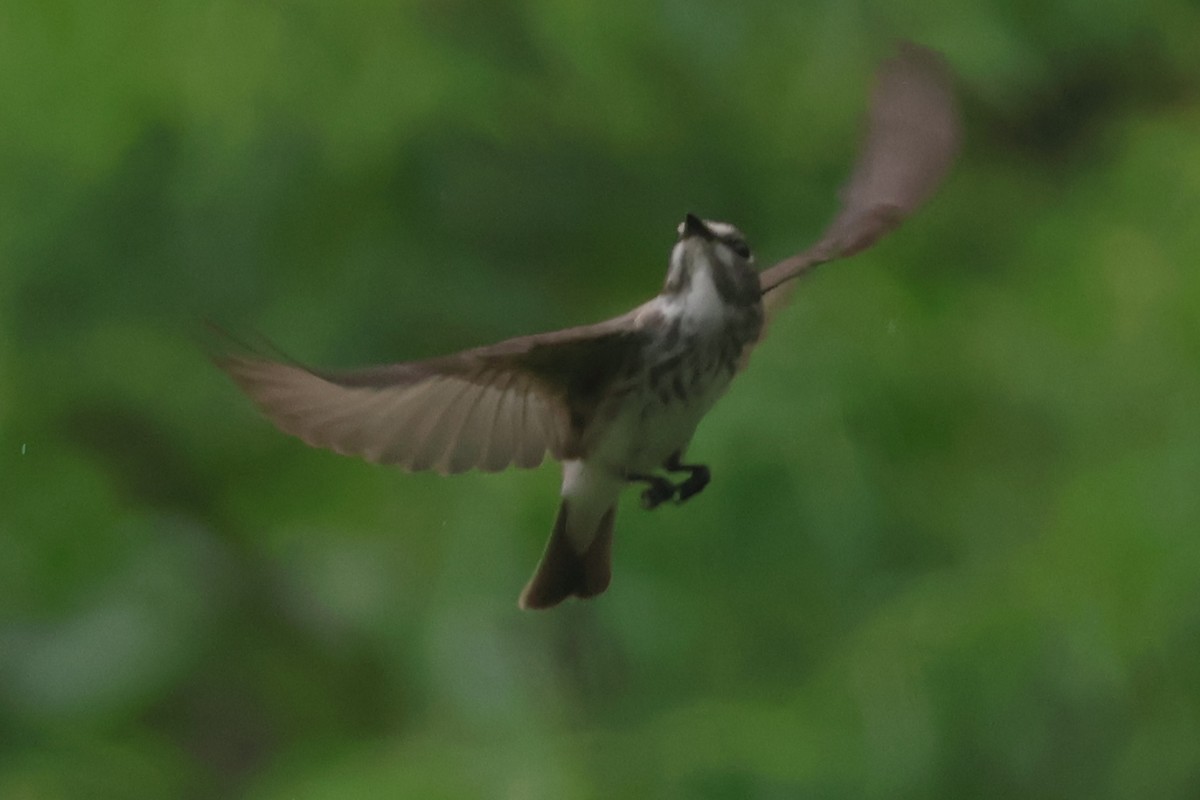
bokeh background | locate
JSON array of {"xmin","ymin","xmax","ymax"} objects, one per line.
[{"xmin": 4, "ymin": 2, "xmax": 1200, "ymax": 798}]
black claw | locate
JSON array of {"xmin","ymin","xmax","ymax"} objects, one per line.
[
  {"xmin": 640, "ymin": 479, "xmax": 677, "ymax": 510},
  {"xmin": 676, "ymin": 465, "xmax": 710, "ymax": 502},
  {"xmin": 629, "ymin": 461, "xmax": 707, "ymax": 509}
]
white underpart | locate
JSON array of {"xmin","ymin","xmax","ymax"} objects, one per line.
[
  {"xmin": 675, "ymin": 258, "xmax": 726, "ymax": 321},
  {"xmin": 559, "ymin": 250, "xmax": 741, "ymax": 552},
  {"xmin": 559, "ymin": 459, "xmax": 623, "ymax": 550}
]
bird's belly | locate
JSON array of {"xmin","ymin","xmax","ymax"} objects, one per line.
[{"xmin": 590, "ymin": 369, "xmax": 733, "ymax": 475}]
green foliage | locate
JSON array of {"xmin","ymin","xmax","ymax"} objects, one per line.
[{"xmin": 3, "ymin": 1, "xmax": 1200, "ymax": 797}]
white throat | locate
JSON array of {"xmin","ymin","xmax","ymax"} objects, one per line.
[{"xmin": 665, "ymin": 264, "xmax": 725, "ymax": 328}]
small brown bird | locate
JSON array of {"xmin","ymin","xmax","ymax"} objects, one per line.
[{"xmin": 216, "ymin": 43, "xmax": 960, "ymax": 609}]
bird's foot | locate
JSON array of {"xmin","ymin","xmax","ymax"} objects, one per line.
[
  {"xmin": 629, "ymin": 462, "xmax": 710, "ymax": 509},
  {"xmin": 675, "ymin": 465, "xmax": 710, "ymax": 503},
  {"xmin": 639, "ymin": 477, "xmax": 678, "ymax": 510}
]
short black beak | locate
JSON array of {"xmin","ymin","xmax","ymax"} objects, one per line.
[{"xmin": 681, "ymin": 213, "xmax": 713, "ymax": 240}]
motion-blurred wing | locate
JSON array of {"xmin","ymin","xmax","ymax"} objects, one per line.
[
  {"xmin": 757, "ymin": 42, "xmax": 961, "ymax": 320},
  {"xmin": 216, "ymin": 315, "xmax": 646, "ymax": 474}
]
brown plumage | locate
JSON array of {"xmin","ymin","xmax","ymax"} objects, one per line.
[
  {"xmin": 214, "ymin": 43, "xmax": 961, "ymax": 609},
  {"xmin": 218, "ymin": 315, "xmax": 649, "ymax": 474},
  {"xmin": 757, "ymin": 43, "xmax": 960, "ymax": 308},
  {"xmin": 519, "ymin": 503, "xmax": 616, "ymax": 609}
]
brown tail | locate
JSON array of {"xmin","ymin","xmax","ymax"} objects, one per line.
[{"xmin": 518, "ymin": 501, "xmax": 616, "ymax": 610}]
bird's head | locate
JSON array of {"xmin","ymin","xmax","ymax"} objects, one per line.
[{"xmin": 664, "ymin": 213, "xmax": 758, "ymax": 304}]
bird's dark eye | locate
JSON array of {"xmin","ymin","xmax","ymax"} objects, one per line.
[{"xmin": 726, "ymin": 238, "xmax": 751, "ymax": 259}]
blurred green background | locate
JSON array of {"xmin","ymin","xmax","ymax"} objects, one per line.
[{"xmin": 3, "ymin": 1, "xmax": 1200, "ymax": 798}]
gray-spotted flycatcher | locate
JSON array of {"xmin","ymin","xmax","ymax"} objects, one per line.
[{"xmin": 216, "ymin": 43, "xmax": 960, "ymax": 609}]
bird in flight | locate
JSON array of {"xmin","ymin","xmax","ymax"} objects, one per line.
[{"xmin": 215, "ymin": 43, "xmax": 960, "ymax": 609}]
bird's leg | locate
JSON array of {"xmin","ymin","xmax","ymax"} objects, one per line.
[
  {"xmin": 626, "ymin": 471, "xmax": 678, "ymax": 510},
  {"xmin": 664, "ymin": 451, "xmax": 711, "ymax": 503}
]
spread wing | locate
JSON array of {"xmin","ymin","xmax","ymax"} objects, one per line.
[
  {"xmin": 219, "ymin": 44, "xmax": 958, "ymax": 465},
  {"xmin": 756, "ymin": 42, "xmax": 961, "ymax": 328},
  {"xmin": 215, "ymin": 311, "xmax": 650, "ymax": 475}
]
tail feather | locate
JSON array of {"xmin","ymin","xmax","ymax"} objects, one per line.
[{"xmin": 518, "ymin": 502, "xmax": 616, "ymax": 610}]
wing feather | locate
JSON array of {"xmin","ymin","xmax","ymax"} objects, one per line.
[
  {"xmin": 756, "ymin": 43, "xmax": 960, "ymax": 310},
  {"xmin": 743, "ymin": 43, "xmax": 959, "ymax": 373},
  {"xmin": 365, "ymin": 380, "xmax": 450, "ymax": 465},
  {"xmin": 402, "ymin": 378, "xmax": 474, "ymax": 472},
  {"xmin": 515, "ymin": 379, "xmax": 551, "ymax": 469},
  {"xmin": 431, "ymin": 380, "xmax": 492, "ymax": 474},
  {"xmin": 474, "ymin": 371, "xmax": 518, "ymax": 472},
  {"xmin": 215, "ymin": 314, "xmax": 647, "ymax": 473}
]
